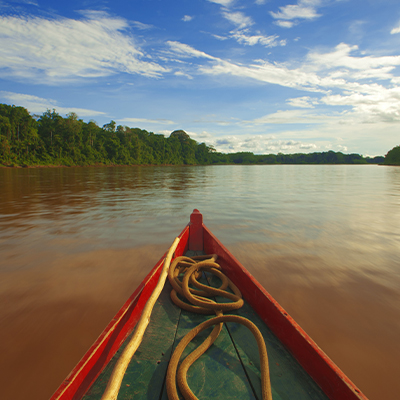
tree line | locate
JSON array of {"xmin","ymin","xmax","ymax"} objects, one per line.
[
  {"xmin": 382, "ymin": 145, "xmax": 400, "ymax": 165},
  {"xmin": 208, "ymin": 151, "xmax": 384, "ymax": 165},
  {"xmin": 0, "ymin": 104, "xmax": 214, "ymax": 166},
  {"xmin": 0, "ymin": 103, "xmax": 388, "ymax": 167}
]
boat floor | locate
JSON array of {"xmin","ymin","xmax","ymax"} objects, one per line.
[{"xmin": 82, "ymin": 251, "xmax": 329, "ymax": 400}]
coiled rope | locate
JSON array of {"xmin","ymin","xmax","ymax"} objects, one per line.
[{"xmin": 166, "ymin": 254, "xmax": 273, "ymax": 400}]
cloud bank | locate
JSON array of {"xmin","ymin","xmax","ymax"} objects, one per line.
[{"xmin": 0, "ymin": 11, "xmax": 167, "ymax": 83}]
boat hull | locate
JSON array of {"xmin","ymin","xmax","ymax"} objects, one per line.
[{"xmin": 50, "ymin": 210, "xmax": 367, "ymax": 400}]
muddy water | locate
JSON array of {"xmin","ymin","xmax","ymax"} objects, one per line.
[{"xmin": 0, "ymin": 165, "xmax": 399, "ymax": 400}]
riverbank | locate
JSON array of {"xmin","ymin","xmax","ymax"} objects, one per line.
[
  {"xmin": 0, "ymin": 161, "xmax": 389, "ymax": 169},
  {"xmin": 0, "ymin": 163, "xmax": 179, "ymax": 169}
]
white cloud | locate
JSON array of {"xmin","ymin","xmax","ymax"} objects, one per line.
[
  {"xmin": 118, "ymin": 117, "xmax": 175, "ymax": 125},
  {"xmin": 0, "ymin": 91, "xmax": 106, "ymax": 117},
  {"xmin": 207, "ymin": 0, "xmax": 235, "ymax": 6},
  {"xmin": 203, "ymin": 109, "xmax": 399, "ymax": 154},
  {"xmin": 251, "ymin": 109, "xmax": 328, "ymax": 125},
  {"xmin": 17, "ymin": 0, "xmax": 39, "ymax": 5},
  {"xmin": 190, "ymin": 106, "xmax": 398, "ymax": 155},
  {"xmin": 300, "ymin": 143, "xmax": 317, "ymax": 150},
  {"xmin": 222, "ymin": 11, "xmax": 254, "ymax": 29},
  {"xmin": 194, "ymin": 130, "xmax": 214, "ymax": 139},
  {"xmin": 271, "ymin": 0, "xmax": 321, "ymax": 20},
  {"xmin": 209, "ymin": 26, "xmax": 285, "ymax": 48},
  {"xmin": 230, "ymin": 31, "xmax": 282, "ymax": 47},
  {"xmin": 131, "ymin": 21, "xmax": 154, "ymax": 30},
  {"xmin": 210, "ymin": 133, "xmax": 319, "ymax": 154},
  {"xmin": 206, "ymin": 2, "xmax": 283, "ymax": 48},
  {"xmin": 271, "ymin": 0, "xmax": 322, "ymax": 27},
  {"xmin": 182, "ymin": 15, "xmax": 193, "ymax": 22},
  {"xmin": 167, "ymin": 40, "xmax": 400, "ymax": 130},
  {"xmin": 168, "ymin": 40, "xmax": 400, "ymax": 127},
  {"xmin": 167, "ymin": 41, "xmax": 327, "ymax": 91},
  {"xmin": 308, "ymin": 43, "xmax": 400, "ymax": 72},
  {"xmin": 321, "ymin": 89, "xmax": 400, "ymax": 123},
  {"xmin": 174, "ymin": 71, "xmax": 194, "ymax": 79},
  {"xmin": 0, "ymin": 12, "xmax": 167, "ymax": 84},
  {"xmin": 199, "ymin": 58, "xmax": 326, "ymax": 92},
  {"xmin": 391, "ymin": 23, "xmax": 400, "ymax": 34},
  {"xmin": 212, "ymin": 33, "xmax": 229, "ymax": 41},
  {"xmin": 275, "ymin": 20, "xmax": 295, "ymax": 28},
  {"xmin": 287, "ymin": 96, "xmax": 319, "ymax": 108},
  {"xmin": 167, "ymin": 41, "xmax": 217, "ymax": 60}
]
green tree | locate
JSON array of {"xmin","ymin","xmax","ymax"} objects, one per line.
[
  {"xmin": 0, "ymin": 115, "xmax": 12, "ymax": 164},
  {"xmin": 195, "ymin": 143, "xmax": 214, "ymax": 164},
  {"xmin": 37, "ymin": 109, "xmax": 64, "ymax": 158},
  {"xmin": 103, "ymin": 120, "xmax": 116, "ymax": 135},
  {"xmin": 384, "ymin": 145, "xmax": 400, "ymax": 165},
  {"xmin": 170, "ymin": 130, "xmax": 197, "ymax": 164},
  {"xmin": 0, "ymin": 104, "xmax": 40, "ymax": 164}
]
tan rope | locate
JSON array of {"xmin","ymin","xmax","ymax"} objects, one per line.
[
  {"xmin": 100, "ymin": 237, "xmax": 180, "ymax": 400},
  {"xmin": 166, "ymin": 315, "xmax": 272, "ymax": 400},
  {"xmin": 166, "ymin": 255, "xmax": 273, "ymax": 400}
]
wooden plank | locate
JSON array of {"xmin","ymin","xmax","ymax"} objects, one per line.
[
  {"xmin": 160, "ymin": 311, "xmax": 257, "ymax": 400},
  {"xmin": 226, "ymin": 302, "xmax": 330, "ymax": 400},
  {"xmin": 82, "ymin": 282, "xmax": 181, "ymax": 400},
  {"xmin": 204, "ymin": 271, "xmax": 329, "ymax": 400}
]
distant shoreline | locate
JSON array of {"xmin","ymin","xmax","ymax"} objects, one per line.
[
  {"xmin": 0, "ymin": 104, "xmax": 388, "ymax": 168},
  {"xmin": 0, "ymin": 163, "xmax": 177, "ymax": 169},
  {"xmin": 1, "ymin": 162, "xmax": 394, "ymax": 169}
]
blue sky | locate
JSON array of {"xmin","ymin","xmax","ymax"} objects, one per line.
[{"xmin": 1, "ymin": 0, "xmax": 400, "ymax": 156}]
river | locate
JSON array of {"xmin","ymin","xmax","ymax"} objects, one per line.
[{"xmin": 0, "ymin": 165, "xmax": 399, "ymax": 400}]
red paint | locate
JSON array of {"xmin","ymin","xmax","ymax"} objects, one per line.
[
  {"xmin": 50, "ymin": 211, "xmax": 368, "ymax": 400},
  {"xmin": 189, "ymin": 209, "xmax": 203, "ymax": 251}
]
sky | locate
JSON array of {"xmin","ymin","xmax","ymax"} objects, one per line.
[{"xmin": 1, "ymin": 0, "xmax": 400, "ymax": 156}]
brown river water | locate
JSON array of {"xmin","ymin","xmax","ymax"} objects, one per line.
[{"xmin": 0, "ymin": 165, "xmax": 399, "ymax": 400}]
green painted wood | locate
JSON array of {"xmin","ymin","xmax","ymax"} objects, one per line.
[
  {"xmin": 227, "ymin": 301, "xmax": 330, "ymax": 400},
  {"xmin": 82, "ymin": 281, "xmax": 181, "ymax": 400},
  {"xmin": 159, "ymin": 290, "xmax": 257, "ymax": 400},
  {"xmin": 206, "ymin": 272, "xmax": 330, "ymax": 400}
]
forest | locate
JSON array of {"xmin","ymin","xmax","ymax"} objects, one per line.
[
  {"xmin": 0, "ymin": 103, "xmax": 389, "ymax": 167},
  {"xmin": 383, "ymin": 145, "xmax": 400, "ymax": 165}
]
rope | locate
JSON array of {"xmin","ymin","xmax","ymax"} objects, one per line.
[
  {"xmin": 166, "ymin": 255, "xmax": 273, "ymax": 400},
  {"xmin": 100, "ymin": 237, "xmax": 180, "ymax": 400}
]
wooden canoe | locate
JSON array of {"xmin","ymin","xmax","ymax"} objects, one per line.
[{"xmin": 50, "ymin": 209, "xmax": 368, "ymax": 400}]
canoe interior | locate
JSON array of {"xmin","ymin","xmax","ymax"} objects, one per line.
[{"xmin": 81, "ymin": 250, "xmax": 329, "ymax": 400}]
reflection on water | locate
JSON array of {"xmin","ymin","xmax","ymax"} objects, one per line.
[{"xmin": 0, "ymin": 165, "xmax": 399, "ymax": 400}]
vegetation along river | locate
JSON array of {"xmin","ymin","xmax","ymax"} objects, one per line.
[{"xmin": 0, "ymin": 164, "xmax": 399, "ymax": 400}]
